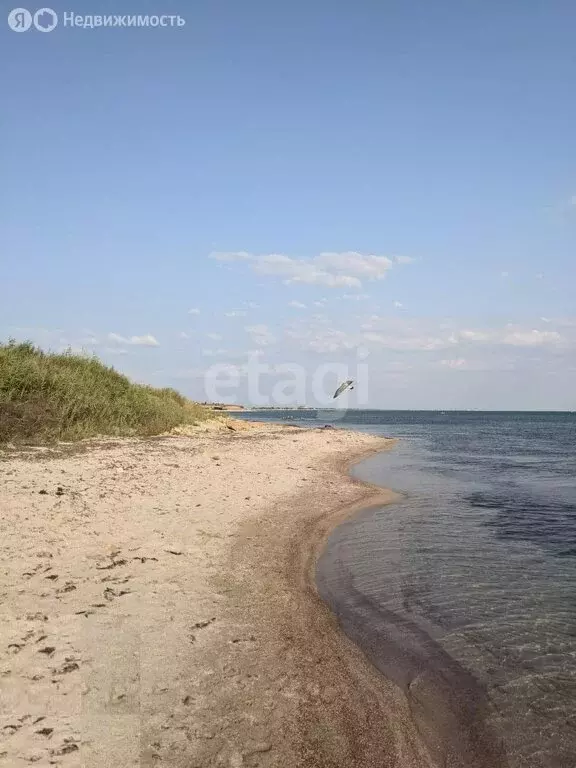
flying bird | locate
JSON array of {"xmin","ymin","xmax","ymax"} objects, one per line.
[{"xmin": 333, "ymin": 380, "xmax": 354, "ymax": 399}]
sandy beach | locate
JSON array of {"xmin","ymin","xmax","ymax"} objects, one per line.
[{"xmin": 1, "ymin": 422, "xmax": 433, "ymax": 768}]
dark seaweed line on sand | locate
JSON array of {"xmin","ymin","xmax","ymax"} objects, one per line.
[{"xmin": 316, "ymin": 497, "xmax": 509, "ymax": 768}]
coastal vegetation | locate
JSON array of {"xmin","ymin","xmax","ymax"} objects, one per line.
[{"xmin": 0, "ymin": 340, "xmax": 213, "ymax": 444}]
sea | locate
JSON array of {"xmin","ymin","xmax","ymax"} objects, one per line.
[{"xmin": 233, "ymin": 410, "xmax": 576, "ymax": 768}]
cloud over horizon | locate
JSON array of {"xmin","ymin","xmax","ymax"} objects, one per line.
[
  {"xmin": 210, "ymin": 250, "xmax": 412, "ymax": 289},
  {"xmin": 108, "ymin": 333, "xmax": 160, "ymax": 347}
]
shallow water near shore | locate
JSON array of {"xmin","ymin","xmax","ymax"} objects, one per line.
[{"xmin": 237, "ymin": 410, "xmax": 576, "ymax": 768}]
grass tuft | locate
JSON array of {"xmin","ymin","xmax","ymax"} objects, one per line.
[{"xmin": 0, "ymin": 339, "xmax": 214, "ymax": 444}]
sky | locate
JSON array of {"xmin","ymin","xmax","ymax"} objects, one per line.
[{"xmin": 2, "ymin": 0, "xmax": 575, "ymax": 409}]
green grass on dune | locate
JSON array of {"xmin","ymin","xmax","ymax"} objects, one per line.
[{"xmin": 0, "ymin": 340, "xmax": 214, "ymax": 444}]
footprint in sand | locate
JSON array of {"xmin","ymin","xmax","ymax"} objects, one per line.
[{"xmin": 53, "ymin": 659, "xmax": 80, "ymax": 675}]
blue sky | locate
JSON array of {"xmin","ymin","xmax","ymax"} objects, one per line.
[{"xmin": 2, "ymin": 0, "xmax": 575, "ymax": 408}]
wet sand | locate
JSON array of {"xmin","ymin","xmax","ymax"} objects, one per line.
[{"xmin": 0, "ymin": 421, "xmax": 501, "ymax": 767}]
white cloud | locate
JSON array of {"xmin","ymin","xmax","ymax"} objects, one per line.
[
  {"xmin": 179, "ymin": 332, "xmax": 191, "ymax": 339},
  {"xmin": 210, "ymin": 249, "xmax": 410, "ymax": 289},
  {"xmin": 245, "ymin": 301, "xmax": 259, "ymax": 309},
  {"xmin": 288, "ymin": 316, "xmax": 567, "ymax": 357},
  {"xmin": 450, "ymin": 327, "xmax": 562, "ymax": 347},
  {"xmin": 244, "ymin": 324, "xmax": 276, "ymax": 347},
  {"xmin": 440, "ymin": 358, "xmax": 467, "ymax": 369},
  {"xmin": 315, "ymin": 251, "xmax": 393, "ymax": 279},
  {"xmin": 224, "ymin": 310, "xmax": 247, "ymax": 317},
  {"xmin": 394, "ymin": 255, "xmax": 415, "ymax": 264},
  {"xmin": 290, "ymin": 327, "xmax": 360, "ymax": 354},
  {"xmin": 188, "ymin": 308, "xmax": 201, "ymax": 315},
  {"xmin": 108, "ymin": 333, "xmax": 159, "ymax": 347},
  {"xmin": 206, "ymin": 332, "xmax": 223, "ymax": 340},
  {"xmin": 501, "ymin": 330, "xmax": 561, "ymax": 346},
  {"xmin": 131, "ymin": 335, "xmax": 160, "ymax": 347},
  {"xmin": 569, "ymin": 195, "xmax": 576, "ymax": 207},
  {"xmin": 288, "ymin": 300, "xmax": 307, "ymax": 309},
  {"xmin": 456, "ymin": 329, "xmax": 491, "ymax": 342},
  {"xmin": 501, "ymin": 271, "xmax": 509, "ymax": 278},
  {"xmin": 363, "ymin": 332, "xmax": 448, "ymax": 351},
  {"xmin": 393, "ymin": 301, "xmax": 403, "ymax": 308},
  {"xmin": 108, "ymin": 333, "xmax": 127, "ymax": 344},
  {"xmin": 253, "ymin": 253, "xmax": 361, "ymax": 287},
  {"xmin": 342, "ymin": 293, "xmax": 370, "ymax": 301}
]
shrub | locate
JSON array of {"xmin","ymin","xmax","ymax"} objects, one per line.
[{"xmin": 0, "ymin": 340, "xmax": 213, "ymax": 444}]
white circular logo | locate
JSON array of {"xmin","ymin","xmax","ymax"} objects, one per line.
[
  {"xmin": 33, "ymin": 7, "xmax": 57, "ymax": 31},
  {"xmin": 7, "ymin": 7, "xmax": 32, "ymax": 31}
]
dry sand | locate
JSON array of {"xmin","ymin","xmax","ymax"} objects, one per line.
[{"xmin": 0, "ymin": 422, "xmax": 434, "ymax": 768}]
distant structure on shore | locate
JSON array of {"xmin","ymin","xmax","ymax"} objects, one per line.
[
  {"xmin": 202, "ymin": 402, "xmax": 246, "ymax": 412},
  {"xmin": 202, "ymin": 403, "xmax": 317, "ymax": 412},
  {"xmin": 248, "ymin": 405, "xmax": 313, "ymax": 410}
]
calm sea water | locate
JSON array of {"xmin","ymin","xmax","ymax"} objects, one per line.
[{"xmin": 236, "ymin": 410, "xmax": 576, "ymax": 768}]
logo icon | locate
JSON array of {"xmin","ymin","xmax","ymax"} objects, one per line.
[
  {"xmin": 7, "ymin": 7, "xmax": 58, "ymax": 32},
  {"xmin": 33, "ymin": 7, "xmax": 57, "ymax": 31},
  {"xmin": 7, "ymin": 7, "xmax": 32, "ymax": 31}
]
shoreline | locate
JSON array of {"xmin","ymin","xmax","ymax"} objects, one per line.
[
  {"xmin": 224, "ymin": 432, "xmax": 434, "ymax": 768},
  {"xmin": 252, "ymin": 439, "xmax": 507, "ymax": 768},
  {"xmin": 314, "ymin": 458, "xmax": 508, "ymax": 768},
  {"xmin": 0, "ymin": 422, "xmax": 500, "ymax": 767}
]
